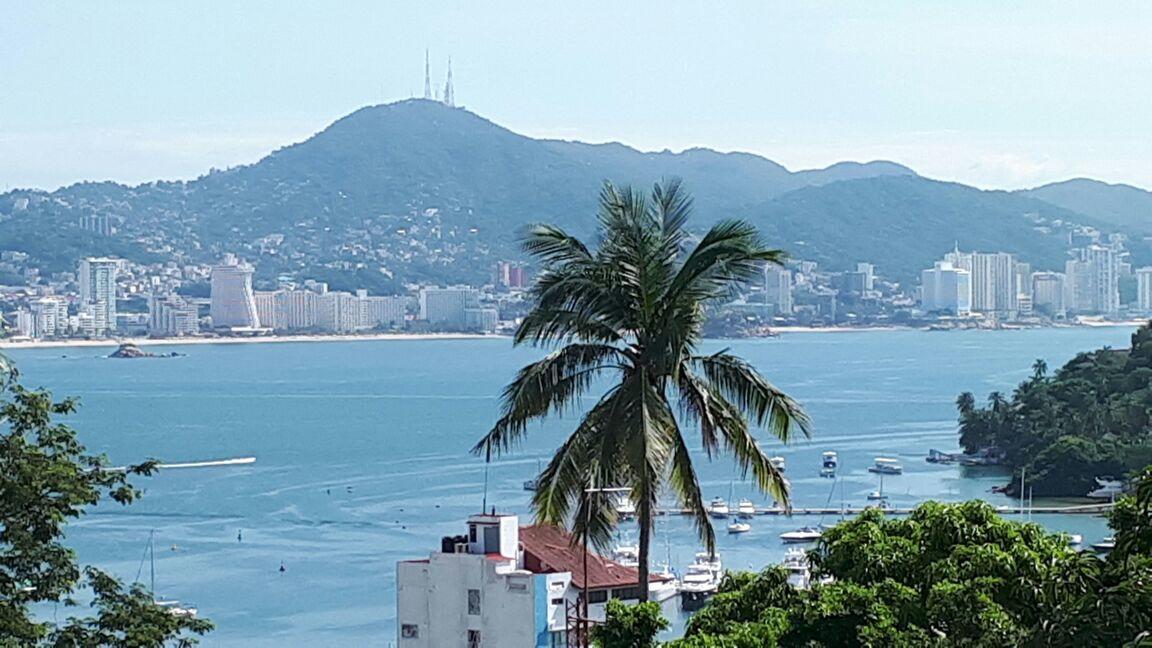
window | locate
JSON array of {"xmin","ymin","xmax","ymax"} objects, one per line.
[
  {"xmin": 587, "ymin": 589, "xmax": 608, "ymax": 604},
  {"xmin": 549, "ymin": 630, "xmax": 568, "ymax": 647},
  {"xmin": 469, "ymin": 524, "xmax": 477, "ymax": 542},
  {"xmin": 467, "ymin": 588, "xmax": 481, "ymax": 615},
  {"xmin": 550, "ymin": 597, "xmax": 563, "ymax": 605},
  {"xmin": 611, "ymin": 586, "xmax": 640, "ymax": 600},
  {"xmin": 467, "ymin": 629, "xmax": 482, "ymax": 648},
  {"xmin": 401, "ymin": 624, "xmax": 419, "ymax": 638}
]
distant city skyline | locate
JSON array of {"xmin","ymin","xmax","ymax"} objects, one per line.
[{"xmin": 2, "ymin": 2, "xmax": 1151, "ymax": 191}]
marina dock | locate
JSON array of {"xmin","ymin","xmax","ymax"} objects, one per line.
[{"xmin": 655, "ymin": 502, "xmax": 1114, "ymax": 517}]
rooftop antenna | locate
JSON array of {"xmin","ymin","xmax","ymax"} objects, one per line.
[
  {"xmin": 443, "ymin": 57, "xmax": 455, "ymax": 107},
  {"xmin": 423, "ymin": 49, "xmax": 432, "ymax": 100}
]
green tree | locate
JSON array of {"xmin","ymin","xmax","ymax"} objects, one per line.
[
  {"xmin": 474, "ymin": 181, "xmax": 810, "ymax": 600},
  {"xmin": 593, "ymin": 599, "xmax": 668, "ymax": 648},
  {"xmin": 0, "ymin": 358, "xmax": 212, "ymax": 646}
]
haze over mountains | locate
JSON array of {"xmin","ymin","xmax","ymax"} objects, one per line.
[{"xmin": 1, "ymin": 99, "xmax": 1150, "ymax": 289}]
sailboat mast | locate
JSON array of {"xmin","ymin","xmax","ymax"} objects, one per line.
[{"xmin": 149, "ymin": 529, "xmax": 156, "ymax": 593}]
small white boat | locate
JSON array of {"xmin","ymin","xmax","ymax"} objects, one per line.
[
  {"xmin": 820, "ymin": 466, "xmax": 836, "ymax": 478},
  {"xmin": 1092, "ymin": 537, "xmax": 1116, "ymax": 552},
  {"xmin": 780, "ymin": 526, "xmax": 823, "ymax": 544},
  {"xmin": 614, "ymin": 492, "xmax": 636, "ymax": 519},
  {"xmin": 867, "ymin": 490, "xmax": 888, "ymax": 501},
  {"xmin": 782, "ymin": 547, "xmax": 811, "ymax": 588},
  {"xmin": 868, "ymin": 457, "xmax": 903, "ymax": 475},
  {"xmin": 736, "ymin": 498, "xmax": 756, "ymax": 518},
  {"xmin": 822, "ymin": 451, "xmax": 838, "ymax": 469},
  {"xmin": 707, "ymin": 497, "xmax": 730, "ymax": 518},
  {"xmin": 1067, "ymin": 534, "xmax": 1083, "ymax": 547},
  {"xmin": 770, "ymin": 456, "xmax": 787, "ymax": 472},
  {"xmin": 1086, "ymin": 478, "xmax": 1125, "ymax": 500},
  {"xmin": 727, "ymin": 519, "xmax": 751, "ymax": 534}
]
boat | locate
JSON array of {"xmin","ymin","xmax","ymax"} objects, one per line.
[
  {"xmin": 611, "ymin": 539, "xmax": 639, "ymax": 568},
  {"xmin": 780, "ymin": 526, "xmax": 823, "ymax": 544},
  {"xmin": 866, "ymin": 490, "xmax": 888, "ymax": 501},
  {"xmin": 522, "ymin": 460, "xmax": 543, "ymax": 491},
  {"xmin": 820, "ymin": 466, "xmax": 836, "ymax": 478},
  {"xmin": 736, "ymin": 498, "xmax": 756, "ymax": 518},
  {"xmin": 770, "ymin": 456, "xmax": 787, "ymax": 472},
  {"xmin": 1067, "ymin": 534, "xmax": 1083, "ymax": 547},
  {"xmin": 613, "ymin": 492, "xmax": 636, "ymax": 520},
  {"xmin": 726, "ymin": 518, "xmax": 751, "ymax": 534},
  {"xmin": 143, "ymin": 531, "xmax": 198, "ymax": 618},
  {"xmin": 782, "ymin": 547, "xmax": 811, "ymax": 588},
  {"xmin": 707, "ymin": 497, "xmax": 729, "ymax": 518},
  {"xmin": 1086, "ymin": 478, "xmax": 1125, "ymax": 500},
  {"xmin": 822, "ymin": 451, "xmax": 838, "ymax": 469},
  {"xmin": 680, "ymin": 552, "xmax": 723, "ymax": 610},
  {"xmin": 1091, "ymin": 537, "xmax": 1116, "ymax": 552},
  {"xmin": 867, "ymin": 457, "xmax": 903, "ymax": 475}
]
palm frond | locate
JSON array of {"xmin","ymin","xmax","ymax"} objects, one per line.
[{"xmin": 696, "ymin": 351, "xmax": 811, "ymax": 443}]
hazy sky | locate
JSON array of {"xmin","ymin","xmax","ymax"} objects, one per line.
[{"xmin": 3, "ymin": 1, "xmax": 1150, "ymax": 191}]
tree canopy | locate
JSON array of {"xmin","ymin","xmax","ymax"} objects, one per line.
[{"xmin": 956, "ymin": 321, "xmax": 1152, "ymax": 496}]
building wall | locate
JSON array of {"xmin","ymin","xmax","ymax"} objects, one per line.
[
  {"xmin": 78, "ymin": 257, "xmax": 118, "ymax": 335},
  {"xmin": 210, "ymin": 261, "xmax": 260, "ymax": 328},
  {"xmin": 1137, "ymin": 267, "xmax": 1152, "ymax": 313}
]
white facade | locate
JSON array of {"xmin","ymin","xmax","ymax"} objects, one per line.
[
  {"xmin": 419, "ymin": 287, "xmax": 480, "ymax": 329},
  {"xmin": 25, "ymin": 297, "xmax": 69, "ymax": 338},
  {"xmin": 1136, "ymin": 267, "xmax": 1152, "ymax": 313},
  {"xmin": 358, "ymin": 291, "xmax": 408, "ymax": 330},
  {"xmin": 764, "ymin": 266, "xmax": 793, "ymax": 315},
  {"xmin": 78, "ymin": 257, "xmax": 118, "ymax": 336},
  {"xmin": 970, "ymin": 252, "xmax": 1017, "ymax": 316},
  {"xmin": 920, "ymin": 261, "xmax": 971, "ymax": 315},
  {"xmin": 210, "ymin": 257, "xmax": 260, "ymax": 329},
  {"xmin": 148, "ymin": 294, "xmax": 199, "ymax": 336},
  {"xmin": 1083, "ymin": 245, "xmax": 1120, "ymax": 316}
]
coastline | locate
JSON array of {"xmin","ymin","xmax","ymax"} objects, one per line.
[{"xmin": 0, "ymin": 332, "xmax": 506, "ymax": 350}]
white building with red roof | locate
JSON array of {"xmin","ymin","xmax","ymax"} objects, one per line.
[{"xmin": 396, "ymin": 512, "xmax": 675, "ymax": 647}]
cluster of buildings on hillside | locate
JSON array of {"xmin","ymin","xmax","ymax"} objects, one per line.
[{"xmin": 4, "ymin": 255, "xmax": 509, "ymax": 341}]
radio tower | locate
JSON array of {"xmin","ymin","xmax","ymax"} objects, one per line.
[
  {"xmin": 423, "ymin": 49, "xmax": 432, "ymax": 100},
  {"xmin": 443, "ymin": 57, "xmax": 455, "ymax": 107}
]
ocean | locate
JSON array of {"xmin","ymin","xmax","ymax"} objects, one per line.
[{"xmin": 3, "ymin": 326, "xmax": 1136, "ymax": 646}]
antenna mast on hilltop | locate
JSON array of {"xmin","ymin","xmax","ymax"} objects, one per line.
[
  {"xmin": 423, "ymin": 50, "xmax": 432, "ymax": 100},
  {"xmin": 443, "ymin": 57, "xmax": 455, "ymax": 107}
]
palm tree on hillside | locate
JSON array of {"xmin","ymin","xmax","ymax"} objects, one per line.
[{"xmin": 473, "ymin": 180, "xmax": 811, "ymax": 601}]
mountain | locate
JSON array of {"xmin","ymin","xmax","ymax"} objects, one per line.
[
  {"xmin": 1021, "ymin": 178, "xmax": 1152, "ymax": 235},
  {"xmin": 0, "ymin": 99, "xmax": 1145, "ymax": 289}
]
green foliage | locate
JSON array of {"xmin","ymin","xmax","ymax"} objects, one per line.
[
  {"xmin": 594, "ymin": 599, "xmax": 668, "ymax": 648},
  {"xmin": 0, "ymin": 358, "xmax": 212, "ymax": 646},
  {"xmin": 957, "ymin": 322, "xmax": 1152, "ymax": 496},
  {"xmin": 664, "ymin": 496, "xmax": 1152, "ymax": 647},
  {"xmin": 475, "ymin": 181, "xmax": 810, "ymax": 600}
]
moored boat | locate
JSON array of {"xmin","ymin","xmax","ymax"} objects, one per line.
[
  {"xmin": 707, "ymin": 497, "xmax": 729, "ymax": 518},
  {"xmin": 736, "ymin": 498, "xmax": 756, "ymax": 518},
  {"xmin": 727, "ymin": 518, "xmax": 751, "ymax": 534},
  {"xmin": 780, "ymin": 526, "xmax": 823, "ymax": 544},
  {"xmin": 868, "ymin": 457, "xmax": 903, "ymax": 475}
]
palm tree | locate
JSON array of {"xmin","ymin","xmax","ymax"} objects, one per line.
[{"xmin": 473, "ymin": 180, "xmax": 810, "ymax": 601}]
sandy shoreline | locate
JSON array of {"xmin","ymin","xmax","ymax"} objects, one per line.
[{"xmin": 0, "ymin": 320, "xmax": 1145, "ymax": 350}]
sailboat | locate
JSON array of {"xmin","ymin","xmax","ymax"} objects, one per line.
[
  {"xmin": 522, "ymin": 460, "xmax": 543, "ymax": 491},
  {"xmin": 867, "ymin": 472, "xmax": 888, "ymax": 501},
  {"xmin": 142, "ymin": 530, "xmax": 198, "ymax": 618}
]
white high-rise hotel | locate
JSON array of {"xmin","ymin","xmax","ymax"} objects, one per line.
[
  {"xmin": 210, "ymin": 255, "xmax": 261, "ymax": 329},
  {"xmin": 936, "ymin": 248, "xmax": 1016, "ymax": 317},
  {"xmin": 78, "ymin": 257, "xmax": 118, "ymax": 336},
  {"xmin": 921, "ymin": 261, "xmax": 971, "ymax": 315}
]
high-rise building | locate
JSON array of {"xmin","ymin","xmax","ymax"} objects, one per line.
[
  {"xmin": 24, "ymin": 297, "xmax": 69, "ymax": 338},
  {"xmin": 419, "ymin": 287, "xmax": 480, "ymax": 329},
  {"xmin": 1083, "ymin": 245, "xmax": 1120, "ymax": 316},
  {"xmin": 253, "ymin": 291, "xmax": 283, "ymax": 330},
  {"xmin": 148, "ymin": 294, "xmax": 199, "ymax": 336},
  {"xmin": 210, "ymin": 256, "xmax": 260, "ymax": 329},
  {"xmin": 1031, "ymin": 272, "xmax": 1066, "ymax": 317},
  {"xmin": 855, "ymin": 262, "xmax": 875, "ymax": 291},
  {"xmin": 78, "ymin": 257, "xmax": 118, "ymax": 336},
  {"xmin": 764, "ymin": 266, "xmax": 793, "ymax": 315},
  {"xmin": 316, "ymin": 291, "xmax": 362, "ymax": 333},
  {"xmin": 359, "ymin": 291, "xmax": 408, "ymax": 330},
  {"xmin": 970, "ymin": 252, "xmax": 1017, "ymax": 316},
  {"xmin": 1136, "ymin": 267, "xmax": 1152, "ymax": 313},
  {"xmin": 920, "ymin": 261, "xmax": 972, "ymax": 315}
]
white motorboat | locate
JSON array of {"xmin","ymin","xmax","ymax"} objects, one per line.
[
  {"xmin": 736, "ymin": 498, "xmax": 756, "ymax": 518},
  {"xmin": 868, "ymin": 457, "xmax": 903, "ymax": 475},
  {"xmin": 680, "ymin": 552, "xmax": 723, "ymax": 610},
  {"xmin": 611, "ymin": 540, "xmax": 639, "ymax": 568},
  {"xmin": 727, "ymin": 518, "xmax": 751, "ymax": 534},
  {"xmin": 1092, "ymin": 536, "xmax": 1116, "ymax": 552},
  {"xmin": 707, "ymin": 497, "xmax": 730, "ymax": 518},
  {"xmin": 523, "ymin": 460, "xmax": 543, "ymax": 491},
  {"xmin": 770, "ymin": 456, "xmax": 787, "ymax": 472},
  {"xmin": 867, "ymin": 490, "xmax": 888, "ymax": 501},
  {"xmin": 821, "ymin": 451, "xmax": 838, "ymax": 469},
  {"xmin": 1086, "ymin": 478, "xmax": 1125, "ymax": 500},
  {"xmin": 780, "ymin": 526, "xmax": 823, "ymax": 544},
  {"xmin": 782, "ymin": 547, "xmax": 811, "ymax": 588},
  {"xmin": 1067, "ymin": 534, "xmax": 1083, "ymax": 547},
  {"xmin": 820, "ymin": 466, "xmax": 836, "ymax": 478},
  {"xmin": 614, "ymin": 492, "xmax": 636, "ymax": 519}
]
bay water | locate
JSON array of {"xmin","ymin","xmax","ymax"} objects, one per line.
[{"xmin": 4, "ymin": 326, "xmax": 1135, "ymax": 645}]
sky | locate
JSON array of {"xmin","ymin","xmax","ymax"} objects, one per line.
[{"xmin": 2, "ymin": 1, "xmax": 1151, "ymax": 192}]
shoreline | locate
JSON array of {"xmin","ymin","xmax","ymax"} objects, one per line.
[{"xmin": 0, "ymin": 320, "xmax": 1145, "ymax": 350}]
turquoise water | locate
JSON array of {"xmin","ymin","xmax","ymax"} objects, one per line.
[{"xmin": 4, "ymin": 327, "xmax": 1135, "ymax": 646}]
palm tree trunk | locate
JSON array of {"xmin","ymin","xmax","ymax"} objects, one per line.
[{"xmin": 637, "ymin": 495, "xmax": 651, "ymax": 602}]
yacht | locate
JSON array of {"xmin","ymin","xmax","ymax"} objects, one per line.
[
  {"xmin": 707, "ymin": 497, "xmax": 730, "ymax": 518},
  {"xmin": 770, "ymin": 456, "xmax": 787, "ymax": 472},
  {"xmin": 611, "ymin": 539, "xmax": 640, "ymax": 568},
  {"xmin": 1067, "ymin": 534, "xmax": 1083, "ymax": 547},
  {"xmin": 1086, "ymin": 478, "xmax": 1125, "ymax": 500},
  {"xmin": 726, "ymin": 518, "xmax": 751, "ymax": 534},
  {"xmin": 780, "ymin": 526, "xmax": 823, "ymax": 544},
  {"xmin": 680, "ymin": 552, "xmax": 723, "ymax": 610},
  {"xmin": 822, "ymin": 451, "xmax": 838, "ymax": 469},
  {"xmin": 614, "ymin": 492, "xmax": 636, "ymax": 520},
  {"xmin": 736, "ymin": 498, "xmax": 756, "ymax": 518},
  {"xmin": 868, "ymin": 457, "xmax": 903, "ymax": 475},
  {"xmin": 782, "ymin": 547, "xmax": 811, "ymax": 589},
  {"xmin": 1092, "ymin": 536, "xmax": 1116, "ymax": 552}
]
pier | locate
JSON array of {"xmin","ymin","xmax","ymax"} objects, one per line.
[{"xmin": 655, "ymin": 502, "xmax": 1114, "ymax": 517}]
